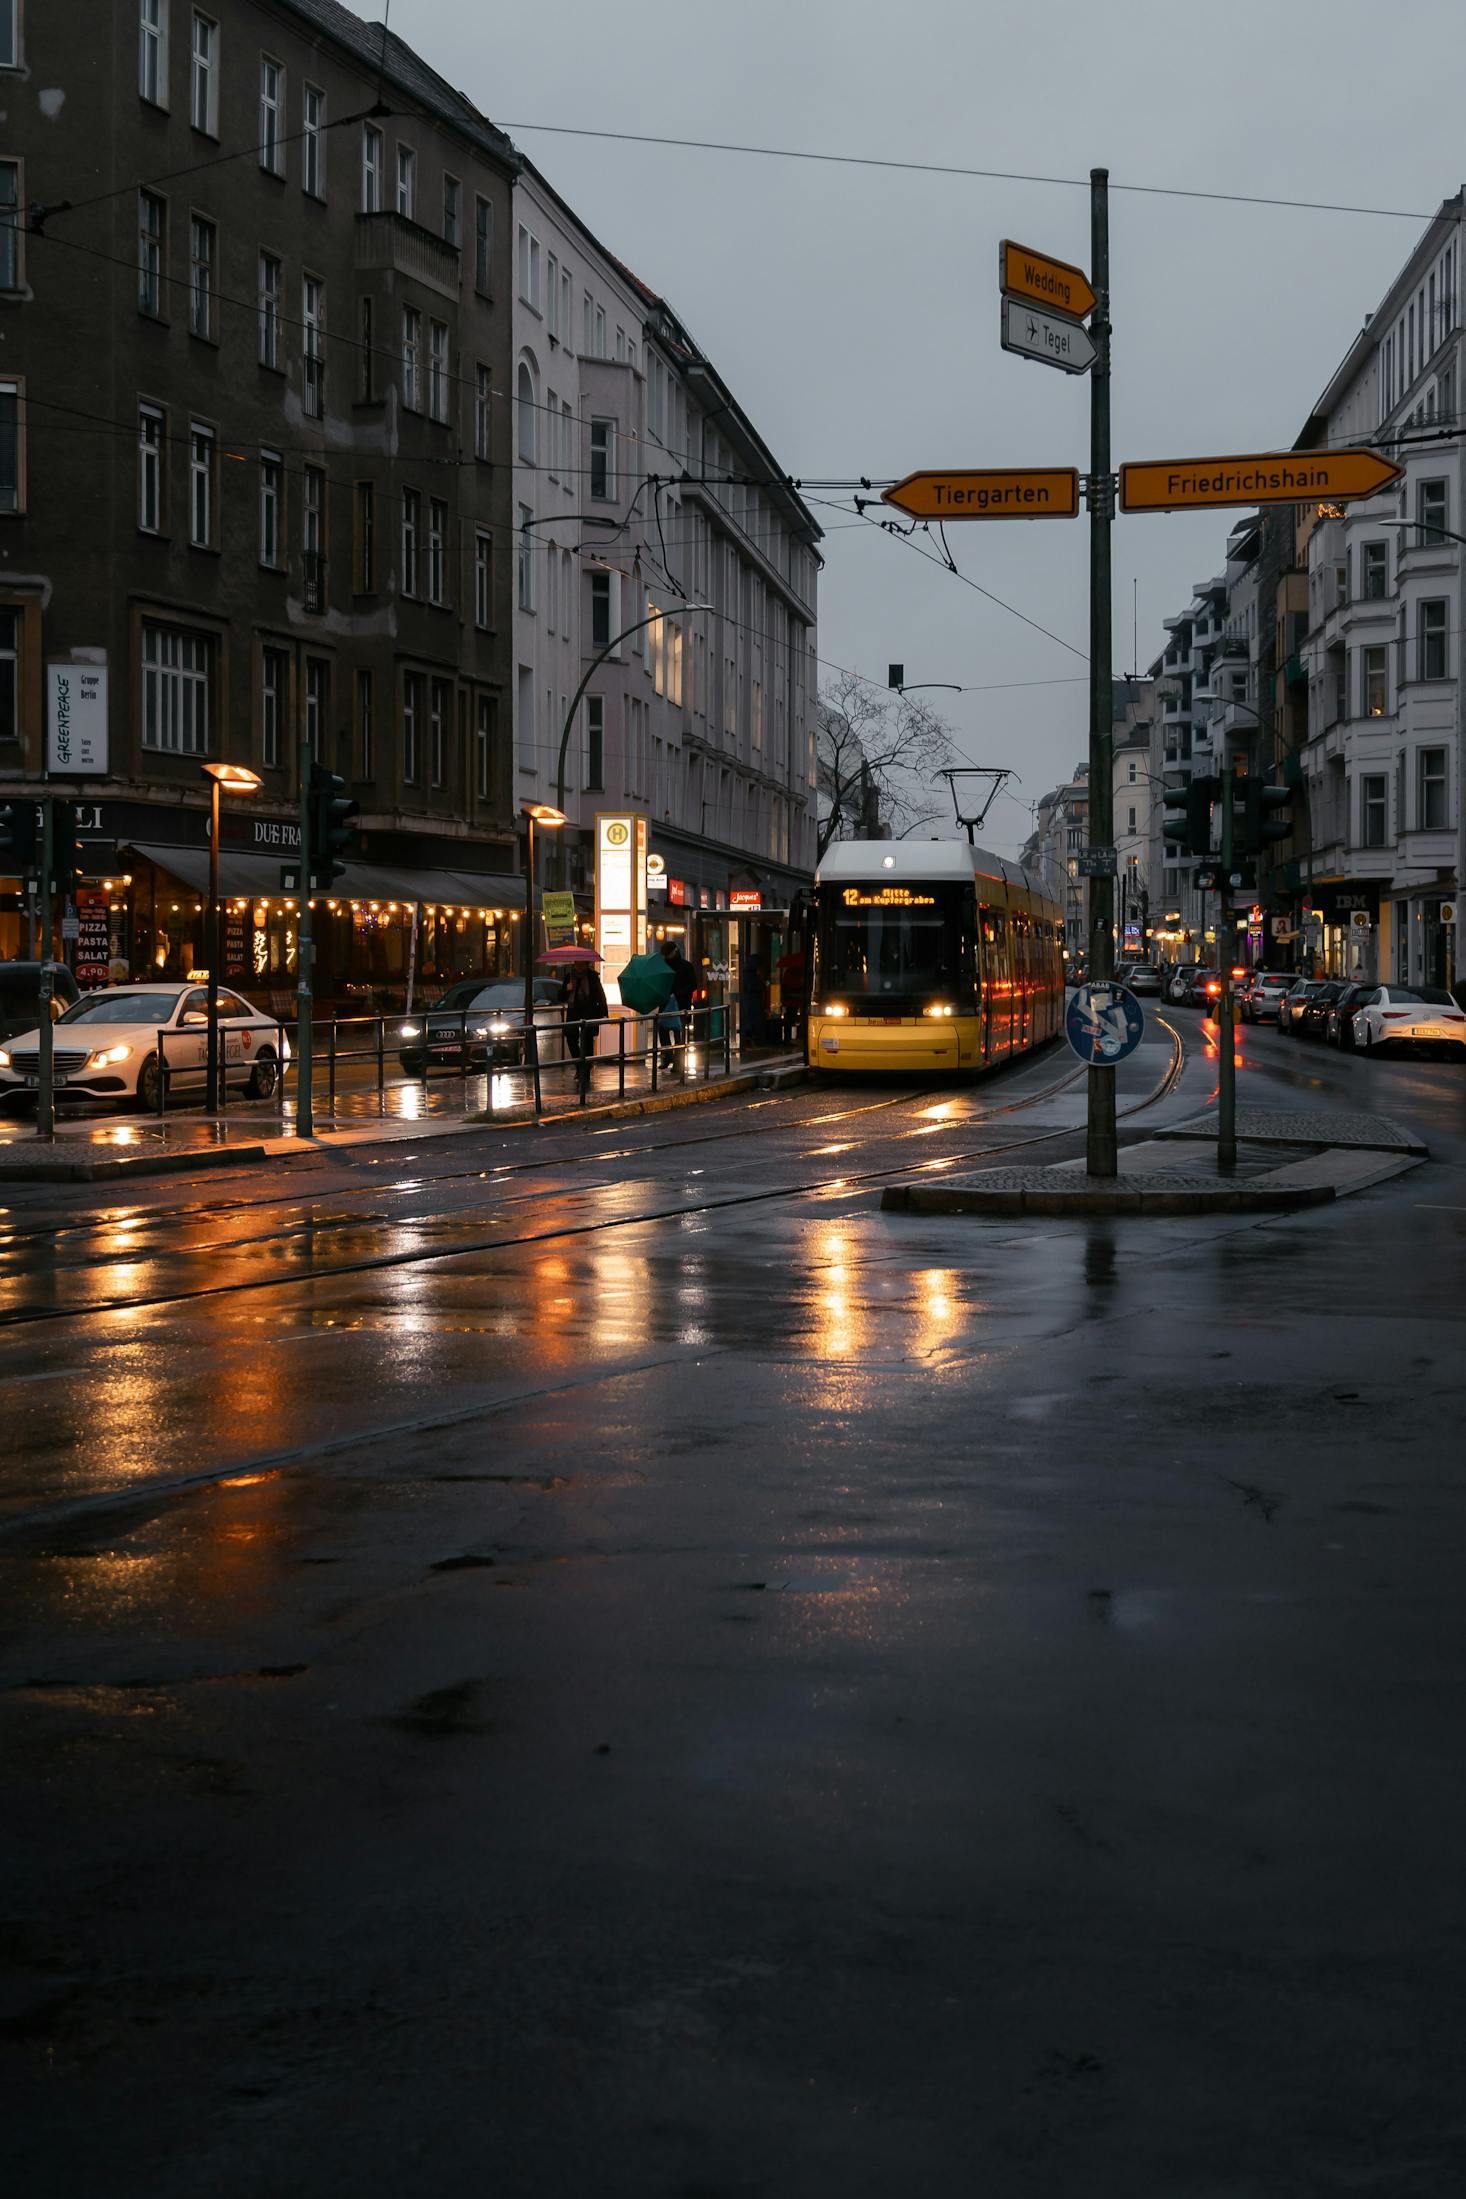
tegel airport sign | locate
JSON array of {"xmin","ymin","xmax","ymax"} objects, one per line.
[
  {"xmin": 882, "ymin": 468, "xmax": 1080, "ymax": 521},
  {"xmin": 1120, "ymin": 448, "xmax": 1402, "ymax": 513},
  {"xmin": 1001, "ymin": 298, "xmax": 1096, "ymax": 376},
  {"xmin": 999, "ymin": 239, "xmax": 1096, "ymax": 322}
]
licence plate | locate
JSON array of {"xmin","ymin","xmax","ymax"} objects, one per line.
[
  {"xmin": 879, "ymin": 1016, "xmax": 903, "ymax": 1025},
  {"xmin": 23, "ymin": 1073, "xmax": 66, "ymax": 1087},
  {"xmin": 1415, "ymin": 1027, "xmax": 1446, "ymax": 1039}
]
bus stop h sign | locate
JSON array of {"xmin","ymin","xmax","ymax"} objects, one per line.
[{"xmin": 1066, "ymin": 982, "xmax": 1145, "ymax": 1066}]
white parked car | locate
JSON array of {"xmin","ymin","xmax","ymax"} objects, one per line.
[
  {"xmin": 0, "ymin": 982, "xmax": 289, "ymax": 1109},
  {"xmin": 1350, "ymin": 984, "xmax": 1466, "ymax": 1056}
]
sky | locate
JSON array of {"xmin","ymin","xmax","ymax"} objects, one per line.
[{"xmin": 395, "ymin": 0, "xmax": 1463, "ymax": 857}]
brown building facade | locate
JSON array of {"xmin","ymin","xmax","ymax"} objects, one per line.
[{"xmin": 1, "ymin": 0, "xmax": 522, "ymax": 1005}]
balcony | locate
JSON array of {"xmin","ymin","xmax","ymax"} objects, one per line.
[{"xmin": 354, "ymin": 211, "xmax": 461, "ymax": 302}]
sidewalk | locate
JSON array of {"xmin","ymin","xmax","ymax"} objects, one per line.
[{"xmin": 0, "ymin": 1050, "xmax": 806, "ymax": 1183}]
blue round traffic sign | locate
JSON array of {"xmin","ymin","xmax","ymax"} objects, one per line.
[{"xmin": 1066, "ymin": 982, "xmax": 1145, "ymax": 1066}]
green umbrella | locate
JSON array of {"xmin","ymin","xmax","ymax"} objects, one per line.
[{"xmin": 616, "ymin": 952, "xmax": 676, "ymax": 1013}]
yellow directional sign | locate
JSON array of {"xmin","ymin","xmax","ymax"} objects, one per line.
[
  {"xmin": 882, "ymin": 468, "xmax": 1080, "ymax": 521},
  {"xmin": 1120, "ymin": 448, "xmax": 1402, "ymax": 513},
  {"xmin": 1000, "ymin": 239, "xmax": 1096, "ymax": 323}
]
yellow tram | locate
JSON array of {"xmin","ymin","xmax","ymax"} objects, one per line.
[{"xmin": 805, "ymin": 841, "xmax": 1065, "ymax": 1074}]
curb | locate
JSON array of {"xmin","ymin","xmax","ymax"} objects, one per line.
[
  {"xmin": 474, "ymin": 1061, "xmax": 808, "ymax": 1131},
  {"xmin": 0, "ymin": 1140, "xmax": 274, "ymax": 1185},
  {"xmin": 881, "ymin": 1180, "xmax": 1335, "ymax": 1218}
]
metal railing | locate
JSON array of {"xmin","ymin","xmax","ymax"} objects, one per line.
[{"xmin": 148, "ymin": 1001, "xmax": 744, "ymax": 1125}]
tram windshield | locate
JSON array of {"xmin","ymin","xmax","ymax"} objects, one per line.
[{"xmin": 821, "ymin": 882, "xmax": 962, "ymax": 1001}]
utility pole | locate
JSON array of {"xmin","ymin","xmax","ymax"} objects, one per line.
[
  {"xmin": 1085, "ymin": 167, "xmax": 1116, "ymax": 1179},
  {"xmin": 1217, "ymin": 766, "xmax": 1237, "ymax": 1170},
  {"xmin": 295, "ymin": 732, "xmax": 314, "ymax": 1139}
]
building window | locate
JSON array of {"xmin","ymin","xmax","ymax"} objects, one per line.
[
  {"xmin": 354, "ymin": 481, "xmax": 374, "ymax": 592},
  {"xmin": 591, "ymin": 569, "xmax": 614, "ymax": 651},
  {"xmin": 584, "ymin": 694, "xmax": 604, "ymax": 790},
  {"xmin": 427, "ymin": 498, "xmax": 447, "ymax": 605},
  {"xmin": 1419, "ymin": 598, "xmax": 1448, "ymax": 680},
  {"xmin": 395, "ymin": 143, "xmax": 415, "ymax": 219},
  {"xmin": 430, "ymin": 678, "xmax": 448, "ymax": 787},
  {"xmin": 517, "ymin": 361, "xmax": 536, "ymax": 463},
  {"xmin": 259, "ymin": 448, "xmax": 282, "ymax": 566},
  {"xmin": 188, "ymin": 215, "xmax": 215, "ymax": 338},
  {"xmin": 349, "ymin": 292, "xmax": 371, "ymax": 402},
  {"xmin": 138, "ymin": 403, "xmax": 163, "ymax": 531},
  {"xmin": 518, "ymin": 226, "xmax": 541, "ymax": 309},
  {"xmin": 401, "ymin": 305, "xmax": 422, "ymax": 410},
  {"xmin": 260, "ymin": 645, "xmax": 284, "ymax": 769},
  {"xmin": 474, "ymin": 531, "xmax": 491, "ymax": 629},
  {"xmin": 401, "ymin": 486, "xmax": 420, "ymax": 596},
  {"xmin": 139, "ymin": 0, "xmax": 166, "ymax": 105},
  {"xmin": 302, "ymin": 464, "xmax": 325, "ymax": 609},
  {"xmin": 0, "ymin": 158, "xmax": 20, "ymax": 293},
  {"xmin": 302, "ymin": 274, "xmax": 325, "ymax": 416},
  {"xmin": 305, "ymin": 657, "xmax": 327, "ymax": 761},
  {"xmin": 190, "ymin": 12, "xmax": 217, "ymax": 134},
  {"xmin": 476, "ymin": 694, "xmax": 492, "ymax": 799},
  {"xmin": 1362, "ymin": 645, "xmax": 1388, "ymax": 718},
  {"xmin": 258, "ymin": 251, "xmax": 281, "ymax": 367},
  {"xmin": 301, "ymin": 82, "xmax": 324, "ymax": 197},
  {"xmin": 474, "ymin": 364, "xmax": 490, "ymax": 460},
  {"xmin": 516, "ymin": 506, "xmax": 534, "ymax": 611},
  {"xmin": 259, "ymin": 57, "xmax": 284, "ymax": 176},
  {"xmin": 442, "ymin": 173, "xmax": 460, "ymax": 247},
  {"xmin": 138, "ymin": 190, "xmax": 165, "ymax": 315},
  {"xmin": 516, "ymin": 664, "xmax": 534, "ymax": 768},
  {"xmin": 1418, "ymin": 746, "xmax": 1448, "ymax": 829},
  {"xmin": 402, "ymin": 671, "xmax": 422, "ymax": 783},
  {"xmin": 142, "ymin": 621, "xmax": 211, "ymax": 754},
  {"xmin": 188, "ymin": 421, "xmax": 214, "ymax": 547},
  {"xmin": 1361, "ymin": 541, "xmax": 1387, "ymax": 599},
  {"xmin": 1360, "ymin": 773, "xmax": 1387, "ymax": 848},
  {"xmin": 361, "ymin": 122, "xmax": 382, "ymax": 212},
  {"xmin": 589, "ymin": 419, "xmax": 614, "ymax": 500},
  {"xmin": 474, "ymin": 195, "xmax": 492, "ymax": 293},
  {"xmin": 0, "ymin": 376, "xmax": 22, "ymax": 514},
  {"xmin": 428, "ymin": 320, "xmax": 449, "ymax": 422},
  {"xmin": 356, "ymin": 667, "xmax": 373, "ymax": 780},
  {"xmin": 546, "ymin": 252, "xmax": 559, "ymax": 338},
  {"xmin": 1418, "ymin": 478, "xmax": 1448, "ymax": 545}
]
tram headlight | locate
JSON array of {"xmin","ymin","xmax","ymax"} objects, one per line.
[
  {"xmin": 824, "ymin": 1002, "xmax": 848, "ymax": 1018},
  {"xmin": 924, "ymin": 1003, "xmax": 955, "ymax": 1019}
]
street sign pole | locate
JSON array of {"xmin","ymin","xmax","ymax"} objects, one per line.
[
  {"xmin": 36, "ymin": 797, "xmax": 55, "ymax": 1142},
  {"xmin": 296, "ymin": 735, "xmax": 314, "ymax": 1139},
  {"xmin": 1218, "ymin": 769, "xmax": 1237, "ymax": 1171},
  {"xmin": 1085, "ymin": 167, "xmax": 1117, "ymax": 1180}
]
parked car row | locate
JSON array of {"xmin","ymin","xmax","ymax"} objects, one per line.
[{"xmin": 1159, "ymin": 967, "xmax": 1466, "ymax": 1056}]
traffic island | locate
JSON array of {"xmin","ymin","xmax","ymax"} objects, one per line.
[{"xmin": 881, "ymin": 1108, "xmax": 1427, "ymax": 1218}]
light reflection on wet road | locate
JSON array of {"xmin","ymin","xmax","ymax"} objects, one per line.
[{"xmin": 7, "ymin": 1018, "xmax": 1466, "ymax": 2197}]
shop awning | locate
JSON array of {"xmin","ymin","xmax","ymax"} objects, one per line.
[{"xmin": 124, "ymin": 844, "xmax": 526, "ymax": 912}]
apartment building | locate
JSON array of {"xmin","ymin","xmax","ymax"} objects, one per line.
[
  {"xmin": 1, "ymin": 0, "xmax": 519, "ymax": 1002},
  {"xmin": 509, "ymin": 160, "xmax": 822, "ymax": 959}
]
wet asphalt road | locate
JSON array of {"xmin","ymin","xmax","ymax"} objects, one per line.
[{"xmin": 6, "ymin": 1014, "xmax": 1466, "ymax": 2197}]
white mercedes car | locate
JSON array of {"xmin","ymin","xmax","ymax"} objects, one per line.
[
  {"xmin": 0, "ymin": 982, "xmax": 290, "ymax": 1109},
  {"xmin": 1350, "ymin": 984, "xmax": 1466, "ymax": 1056}
]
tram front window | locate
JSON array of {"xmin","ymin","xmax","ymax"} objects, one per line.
[{"xmin": 823, "ymin": 887, "xmax": 961, "ymax": 1002}]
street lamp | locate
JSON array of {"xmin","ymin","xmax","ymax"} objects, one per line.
[
  {"xmin": 521, "ymin": 801, "xmax": 567, "ymax": 1041},
  {"xmin": 200, "ymin": 761, "xmax": 261, "ymax": 1109}
]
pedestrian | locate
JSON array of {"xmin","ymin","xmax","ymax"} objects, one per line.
[
  {"xmin": 559, "ymin": 958, "xmax": 607, "ymax": 1103},
  {"xmin": 659, "ymin": 935, "xmax": 695, "ymax": 1073}
]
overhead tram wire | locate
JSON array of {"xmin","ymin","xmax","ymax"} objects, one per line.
[{"xmin": 500, "ymin": 124, "xmax": 1438, "ymax": 224}]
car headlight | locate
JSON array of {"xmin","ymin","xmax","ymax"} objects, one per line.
[
  {"xmin": 0, "ymin": 1047, "xmax": 10, "ymax": 1068},
  {"xmin": 470, "ymin": 1026, "xmax": 489, "ymax": 1040},
  {"xmin": 489, "ymin": 1020, "xmax": 512, "ymax": 1036},
  {"xmin": 399, "ymin": 1023, "xmax": 422, "ymax": 1040},
  {"xmin": 85, "ymin": 1044, "xmax": 133, "ymax": 1068}
]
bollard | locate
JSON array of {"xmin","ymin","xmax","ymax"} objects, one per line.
[
  {"xmin": 617, "ymin": 1015, "xmax": 626, "ymax": 1100},
  {"xmin": 376, "ymin": 1013, "xmax": 385, "ymax": 1103},
  {"xmin": 327, "ymin": 1015, "xmax": 337, "ymax": 1114},
  {"xmin": 155, "ymin": 1028, "xmax": 167, "ymax": 1118}
]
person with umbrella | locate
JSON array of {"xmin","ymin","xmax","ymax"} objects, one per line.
[{"xmin": 542, "ymin": 947, "xmax": 607, "ymax": 1103}]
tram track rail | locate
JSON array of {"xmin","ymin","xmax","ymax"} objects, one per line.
[{"xmin": 0, "ymin": 1025, "xmax": 1182, "ymax": 1334}]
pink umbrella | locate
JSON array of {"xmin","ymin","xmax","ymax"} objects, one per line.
[{"xmin": 537, "ymin": 945, "xmax": 602, "ymax": 965}]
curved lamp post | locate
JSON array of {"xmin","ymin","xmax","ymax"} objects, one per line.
[
  {"xmin": 201, "ymin": 761, "xmax": 261, "ymax": 1109},
  {"xmin": 522, "ymin": 801, "xmax": 567, "ymax": 1036}
]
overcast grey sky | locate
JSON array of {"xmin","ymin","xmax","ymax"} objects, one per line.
[{"xmin": 401, "ymin": 0, "xmax": 1461, "ymax": 855}]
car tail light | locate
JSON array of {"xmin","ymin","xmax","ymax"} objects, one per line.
[{"xmin": 1381, "ymin": 1011, "xmax": 1409, "ymax": 1021}]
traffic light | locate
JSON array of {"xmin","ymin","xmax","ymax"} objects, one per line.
[
  {"xmin": 1243, "ymin": 778, "xmax": 1293, "ymax": 856},
  {"xmin": 1162, "ymin": 773, "xmax": 1218, "ymax": 859},
  {"xmin": 50, "ymin": 803, "xmax": 87, "ymax": 899},
  {"xmin": 0, "ymin": 795, "xmax": 39, "ymax": 874},
  {"xmin": 308, "ymin": 761, "xmax": 360, "ymax": 886}
]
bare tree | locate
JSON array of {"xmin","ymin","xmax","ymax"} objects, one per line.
[{"xmin": 816, "ymin": 672, "xmax": 960, "ymax": 859}]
